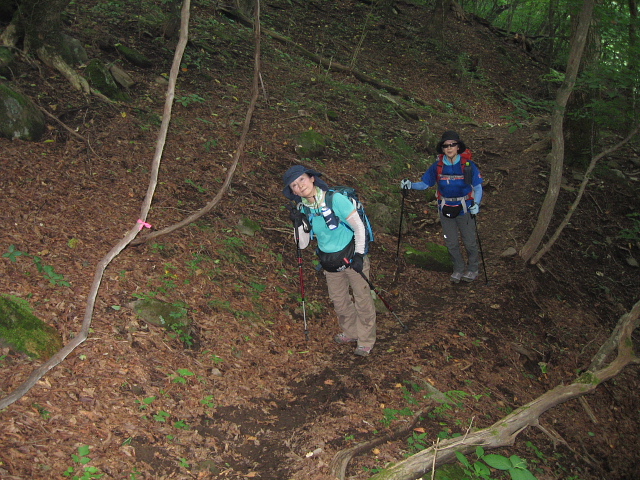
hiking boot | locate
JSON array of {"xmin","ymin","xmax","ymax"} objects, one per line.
[
  {"xmin": 461, "ymin": 271, "xmax": 479, "ymax": 282},
  {"xmin": 354, "ymin": 345, "xmax": 372, "ymax": 357},
  {"xmin": 334, "ymin": 333, "xmax": 357, "ymax": 344},
  {"xmin": 450, "ymin": 272, "xmax": 463, "ymax": 283}
]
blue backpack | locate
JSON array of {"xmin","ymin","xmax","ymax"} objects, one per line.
[{"xmin": 300, "ymin": 186, "xmax": 375, "ymax": 255}]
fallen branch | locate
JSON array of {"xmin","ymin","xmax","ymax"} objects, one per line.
[
  {"xmin": 330, "ymin": 409, "xmax": 428, "ymax": 480},
  {"xmin": 366, "ymin": 299, "xmax": 640, "ymax": 480},
  {"xmin": 0, "ymin": 0, "xmax": 193, "ymax": 411},
  {"xmin": 219, "ymin": 6, "xmax": 431, "ymax": 107},
  {"xmin": 131, "ymin": 2, "xmax": 262, "ymax": 246}
]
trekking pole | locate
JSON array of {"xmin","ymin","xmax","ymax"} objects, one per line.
[
  {"xmin": 395, "ymin": 188, "xmax": 408, "ymax": 260},
  {"xmin": 345, "ymin": 259, "xmax": 408, "ymax": 331},
  {"xmin": 472, "ymin": 214, "xmax": 489, "ymax": 285},
  {"xmin": 288, "ymin": 205, "xmax": 309, "ymax": 341}
]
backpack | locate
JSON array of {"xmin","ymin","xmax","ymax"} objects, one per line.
[
  {"xmin": 300, "ymin": 186, "xmax": 375, "ymax": 255},
  {"xmin": 435, "ymin": 148, "xmax": 476, "ymax": 203}
]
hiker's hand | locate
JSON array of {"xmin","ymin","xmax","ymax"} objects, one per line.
[
  {"xmin": 469, "ymin": 204, "xmax": 479, "ymax": 215},
  {"xmin": 350, "ymin": 253, "xmax": 364, "ymax": 273},
  {"xmin": 290, "ymin": 209, "xmax": 311, "ymax": 232},
  {"xmin": 400, "ymin": 179, "xmax": 412, "ymax": 190}
]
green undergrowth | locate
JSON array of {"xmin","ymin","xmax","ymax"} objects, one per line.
[{"xmin": 363, "ymin": 380, "xmax": 585, "ymax": 479}]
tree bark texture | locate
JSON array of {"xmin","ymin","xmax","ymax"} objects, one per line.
[
  {"xmin": 519, "ymin": 0, "xmax": 595, "ymax": 263},
  {"xmin": 17, "ymin": 0, "xmax": 70, "ymax": 52},
  {"xmin": 366, "ymin": 298, "xmax": 640, "ymax": 480}
]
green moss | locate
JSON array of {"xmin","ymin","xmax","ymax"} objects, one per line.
[
  {"xmin": 0, "ymin": 83, "xmax": 46, "ymax": 140},
  {"xmin": 115, "ymin": 44, "xmax": 153, "ymax": 68},
  {"xmin": 84, "ymin": 59, "xmax": 131, "ymax": 102},
  {"xmin": 403, "ymin": 242, "xmax": 453, "ymax": 272},
  {"xmin": 576, "ymin": 371, "xmax": 599, "ymax": 385},
  {"xmin": 130, "ymin": 298, "xmax": 190, "ymax": 331},
  {"xmin": 0, "ymin": 294, "xmax": 63, "ymax": 359},
  {"xmin": 292, "ymin": 129, "xmax": 328, "ymax": 157}
]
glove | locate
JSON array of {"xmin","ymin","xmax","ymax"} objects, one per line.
[
  {"xmin": 469, "ymin": 203, "xmax": 480, "ymax": 215},
  {"xmin": 350, "ymin": 253, "xmax": 364, "ymax": 273},
  {"xmin": 400, "ymin": 179, "xmax": 412, "ymax": 190},
  {"xmin": 289, "ymin": 208, "xmax": 311, "ymax": 232}
]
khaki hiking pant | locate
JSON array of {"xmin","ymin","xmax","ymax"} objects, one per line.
[{"xmin": 324, "ymin": 256, "xmax": 377, "ymax": 349}]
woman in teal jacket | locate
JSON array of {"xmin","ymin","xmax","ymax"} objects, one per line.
[{"xmin": 283, "ymin": 165, "xmax": 376, "ymax": 356}]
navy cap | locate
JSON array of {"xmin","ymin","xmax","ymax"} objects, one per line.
[
  {"xmin": 282, "ymin": 165, "xmax": 329, "ymax": 201},
  {"xmin": 436, "ymin": 130, "xmax": 466, "ymax": 154}
]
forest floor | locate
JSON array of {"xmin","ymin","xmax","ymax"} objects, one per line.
[{"xmin": 1, "ymin": 1, "xmax": 639, "ymax": 479}]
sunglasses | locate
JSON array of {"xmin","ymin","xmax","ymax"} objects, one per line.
[{"xmin": 442, "ymin": 142, "xmax": 459, "ymax": 148}]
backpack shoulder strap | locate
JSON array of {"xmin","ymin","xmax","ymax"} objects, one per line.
[
  {"xmin": 436, "ymin": 156, "xmax": 444, "ymax": 182},
  {"xmin": 324, "ymin": 190, "xmax": 335, "ymax": 210}
]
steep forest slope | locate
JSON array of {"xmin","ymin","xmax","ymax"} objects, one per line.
[{"xmin": 1, "ymin": 1, "xmax": 639, "ymax": 480}]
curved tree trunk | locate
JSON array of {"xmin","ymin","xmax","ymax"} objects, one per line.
[
  {"xmin": 519, "ymin": 0, "xmax": 595, "ymax": 263},
  {"xmin": 365, "ymin": 299, "xmax": 640, "ymax": 480},
  {"xmin": 10, "ymin": 0, "xmax": 89, "ymax": 92},
  {"xmin": 0, "ymin": 0, "xmax": 193, "ymax": 411}
]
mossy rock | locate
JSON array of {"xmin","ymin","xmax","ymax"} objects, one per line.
[
  {"xmin": 237, "ymin": 217, "xmax": 261, "ymax": 237},
  {"xmin": 293, "ymin": 129, "xmax": 328, "ymax": 157},
  {"xmin": 127, "ymin": 298, "xmax": 191, "ymax": 334},
  {"xmin": 60, "ymin": 34, "xmax": 89, "ymax": 67},
  {"xmin": 0, "ymin": 46, "xmax": 16, "ymax": 78},
  {"xmin": 0, "ymin": 83, "xmax": 45, "ymax": 141},
  {"xmin": 402, "ymin": 242, "xmax": 452, "ymax": 272},
  {"xmin": 115, "ymin": 44, "xmax": 153, "ymax": 68},
  {"xmin": 84, "ymin": 59, "xmax": 131, "ymax": 102},
  {"xmin": 0, "ymin": 294, "xmax": 63, "ymax": 359},
  {"xmin": 366, "ymin": 201, "xmax": 410, "ymax": 236}
]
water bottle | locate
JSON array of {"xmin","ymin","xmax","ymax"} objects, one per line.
[
  {"xmin": 463, "ymin": 161, "xmax": 473, "ymax": 185},
  {"xmin": 321, "ymin": 204, "xmax": 339, "ymax": 230}
]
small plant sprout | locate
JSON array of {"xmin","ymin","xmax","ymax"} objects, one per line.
[
  {"xmin": 171, "ymin": 368, "xmax": 195, "ymax": 384},
  {"xmin": 201, "ymin": 395, "xmax": 216, "ymax": 408},
  {"xmin": 63, "ymin": 445, "xmax": 103, "ymax": 479},
  {"xmin": 455, "ymin": 446, "xmax": 538, "ymax": 480}
]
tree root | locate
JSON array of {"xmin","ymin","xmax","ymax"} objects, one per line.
[
  {"xmin": 329, "ymin": 409, "xmax": 429, "ymax": 480},
  {"xmin": 364, "ymin": 299, "xmax": 640, "ymax": 480}
]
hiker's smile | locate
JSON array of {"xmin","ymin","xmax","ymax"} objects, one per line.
[{"xmin": 289, "ymin": 174, "xmax": 316, "ymax": 200}]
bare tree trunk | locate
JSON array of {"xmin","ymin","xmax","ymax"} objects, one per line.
[
  {"xmin": 520, "ymin": 0, "xmax": 596, "ymax": 263},
  {"xmin": 0, "ymin": 0, "xmax": 193, "ymax": 411},
  {"xmin": 365, "ymin": 298, "xmax": 640, "ymax": 480},
  {"xmin": 18, "ymin": 0, "xmax": 69, "ymax": 52},
  {"xmin": 530, "ymin": 125, "xmax": 640, "ymax": 264},
  {"xmin": 11, "ymin": 0, "xmax": 90, "ymax": 92}
]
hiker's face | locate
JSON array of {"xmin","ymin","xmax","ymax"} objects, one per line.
[
  {"xmin": 442, "ymin": 141, "xmax": 460, "ymax": 160},
  {"xmin": 289, "ymin": 173, "xmax": 315, "ymax": 199}
]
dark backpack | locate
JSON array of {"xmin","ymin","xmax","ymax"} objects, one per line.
[{"xmin": 300, "ymin": 186, "xmax": 375, "ymax": 255}]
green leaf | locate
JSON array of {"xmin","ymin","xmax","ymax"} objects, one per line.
[
  {"xmin": 475, "ymin": 446, "xmax": 485, "ymax": 458},
  {"xmin": 509, "ymin": 467, "xmax": 538, "ymax": 480},
  {"xmin": 482, "ymin": 453, "xmax": 513, "ymax": 470},
  {"xmin": 455, "ymin": 451, "xmax": 472, "ymax": 469},
  {"xmin": 509, "ymin": 455, "xmax": 528, "ymax": 469},
  {"xmin": 473, "ymin": 460, "xmax": 491, "ymax": 476},
  {"xmin": 77, "ymin": 445, "xmax": 91, "ymax": 457}
]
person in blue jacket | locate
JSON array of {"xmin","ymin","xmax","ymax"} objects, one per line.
[{"xmin": 401, "ymin": 130, "xmax": 484, "ymax": 283}]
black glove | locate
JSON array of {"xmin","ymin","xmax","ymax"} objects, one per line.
[
  {"xmin": 289, "ymin": 207, "xmax": 311, "ymax": 232},
  {"xmin": 350, "ymin": 253, "xmax": 364, "ymax": 273}
]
